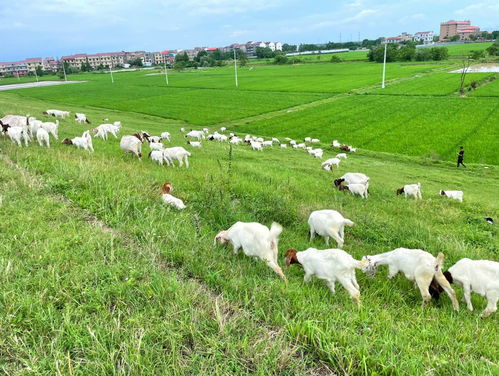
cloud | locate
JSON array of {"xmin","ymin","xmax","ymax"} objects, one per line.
[{"xmin": 230, "ymin": 30, "xmax": 250, "ymax": 38}]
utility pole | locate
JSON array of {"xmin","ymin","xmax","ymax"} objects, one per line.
[
  {"xmin": 110, "ymin": 64, "xmax": 114, "ymax": 83},
  {"xmin": 34, "ymin": 65, "xmax": 39, "ymax": 82},
  {"xmin": 60, "ymin": 57, "xmax": 67, "ymax": 81},
  {"xmin": 164, "ymin": 60, "xmax": 169, "ymax": 85},
  {"xmin": 381, "ymin": 42, "xmax": 387, "ymax": 89},
  {"xmin": 234, "ymin": 48, "xmax": 238, "ymax": 88}
]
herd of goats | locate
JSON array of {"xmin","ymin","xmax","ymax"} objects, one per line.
[{"xmin": 1, "ymin": 109, "xmax": 497, "ymax": 318}]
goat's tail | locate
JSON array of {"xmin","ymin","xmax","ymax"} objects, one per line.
[
  {"xmin": 343, "ymin": 218, "xmax": 355, "ymax": 227},
  {"xmin": 435, "ymin": 252, "xmax": 445, "ymax": 272}
]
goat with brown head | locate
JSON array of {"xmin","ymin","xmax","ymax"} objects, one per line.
[{"xmin": 285, "ymin": 249, "xmax": 300, "ymax": 267}]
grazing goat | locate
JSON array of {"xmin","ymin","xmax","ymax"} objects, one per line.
[
  {"xmin": 440, "ymin": 190, "xmax": 463, "ymax": 202},
  {"xmin": 162, "ymin": 147, "xmax": 191, "ymax": 167},
  {"xmin": 120, "ymin": 133, "xmax": 143, "ymax": 159},
  {"xmin": 187, "ymin": 141, "xmax": 201, "ymax": 148},
  {"xmin": 331, "ymin": 140, "xmax": 341, "ymax": 148},
  {"xmin": 339, "ymin": 183, "xmax": 368, "ymax": 199},
  {"xmin": 40, "ymin": 120, "xmax": 59, "ymax": 140},
  {"xmin": 280, "ymin": 144, "xmax": 287, "ymax": 148},
  {"xmin": 336, "ymin": 153, "xmax": 347, "ymax": 159},
  {"xmin": 433, "ymin": 258, "xmax": 498, "ymax": 317},
  {"xmin": 214, "ymin": 221, "xmax": 286, "ymax": 281},
  {"xmin": 5, "ymin": 126, "xmax": 30, "ymax": 147},
  {"xmin": 161, "ymin": 132, "xmax": 171, "ymax": 141},
  {"xmin": 62, "ymin": 130, "xmax": 94, "ymax": 152},
  {"xmin": 28, "ymin": 117, "xmax": 43, "ymax": 137},
  {"xmin": 36, "ymin": 128, "xmax": 50, "ymax": 147},
  {"xmin": 92, "ymin": 123, "xmax": 119, "ymax": 140},
  {"xmin": 74, "ymin": 113, "xmax": 90, "ymax": 124},
  {"xmin": 361, "ymin": 248, "xmax": 459, "ymax": 310},
  {"xmin": 304, "ymin": 137, "xmax": 312, "ymax": 142},
  {"xmin": 148, "ymin": 150, "xmax": 164, "ymax": 165},
  {"xmin": 230, "ymin": 137, "xmax": 242, "ymax": 145},
  {"xmin": 149, "ymin": 142, "xmax": 164, "ymax": 151},
  {"xmin": 396, "ymin": 183, "xmax": 422, "ymax": 200},
  {"xmin": 311, "ymin": 138, "xmax": 320, "ymax": 143},
  {"xmin": 308, "ymin": 210, "xmax": 354, "ymax": 247},
  {"xmin": 220, "ymin": 127, "xmax": 227, "ymax": 132},
  {"xmin": 272, "ymin": 137, "xmax": 280, "ymax": 144},
  {"xmin": 312, "ymin": 148, "xmax": 323, "ymax": 158},
  {"xmin": 161, "ymin": 182, "xmax": 186, "ymax": 210},
  {"xmin": 1, "ymin": 114, "xmax": 29, "ymax": 129},
  {"xmin": 250, "ymin": 141, "xmax": 263, "ymax": 151},
  {"xmin": 334, "ymin": 173, "xmax": 369, "ymax": 188},
  {"xmin": 43, "ymin": 109, "xmax": 69, "ymax": 118},
  {"xmin": 149, "ymin": 136, "xmax": 162, "ymax": 143},
  {"xmin": 262, "ymin": 140, "xmax": 273, "ymax": 147},
  {"xmin": 322, "ymin": 158, "xmax": 340, "ymax": 171},
  {"xmin": 285, "ymin": 248, "xmax": 368, "ymax": 305},
  {"xmin": 185, "ymin": 130, "xmax": 205, "ymax": 140},
  {"xmin": 339, "ymin": 145, "xmax": 351, "ymax": 152}
]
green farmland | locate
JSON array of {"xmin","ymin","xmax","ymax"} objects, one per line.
[{"xmin": 0, "ymin": 55, "xmax": 498, "ymax": 375}]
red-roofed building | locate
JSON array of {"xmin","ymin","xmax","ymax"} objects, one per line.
[
  {"xmin": 440, "ymin": 20, "xmax": 480, "ymax": 40},
  {"xmin": 385, "ymin": 36, "xmax": 402, "ymax": 44}
]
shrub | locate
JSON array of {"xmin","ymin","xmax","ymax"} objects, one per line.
[{"xmin": 330, "ymin": 55, "xmax": 342, "ymax": 63}]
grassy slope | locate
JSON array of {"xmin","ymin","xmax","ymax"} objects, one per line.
[
  {"xmin": 0, "ymin": 93, "xmax": 498, "ymax": 375},
  {"xmin": 0, "ymin": 154, "xmax": 322, "ymax": 375}
]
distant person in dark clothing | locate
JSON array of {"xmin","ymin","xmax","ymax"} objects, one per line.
[{"xmin": 457, "ymin": 146, "xmax": 466, "ymax": 168}]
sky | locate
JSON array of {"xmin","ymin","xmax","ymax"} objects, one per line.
[{"xmin": 0, "ymin": 0, "xmax": 498, "ymax": 61}]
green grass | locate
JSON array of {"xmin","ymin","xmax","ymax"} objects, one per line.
[
  {"xmin": 235, "ymin": 95, "xmax": 499, "ymax": 165},
  {"xmin": 369, "ymin": 72, "xmax": 497, "ymax": 96},
  {"xmin": 0, "ymin": 74, "xmax": 62, "ymax": 86},
  {"xmin": 443, "ymin": 42, "xmax": 494, "ymax": 57},
  {"xmin": 472, "ymin": 77, "xmax": 499, "ymax": 97},
  {"xmin": 0, "ymin": 93, "xmax": 498, "ymax": 375}
]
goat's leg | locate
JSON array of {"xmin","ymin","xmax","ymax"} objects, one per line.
[
  {"xmin": 184, "ymin": 156, "xmax": 189, "ymax": 168},
  {"xmin": 434, "ymin": 271, "xmax": 459, "ymax": 311},
  {"xmin": 387, "ymin": 265, "xmax": 399, "ymax": 279},
  {"xmin": 481, "ymin": 291, "xmax": 498, "ymax": 318},
  {"xmin": 304, "ymin": 273, "xmax": 312, "ymax": 283},
  {"xmin": 462, "ymin": 282, "xmax": 474, "ymax": 311},
  {"xmin": 326, "ymin": 280, "xmax": 336, "ymax": 293},
  {"xmin": 415, "ymin": 275, "xmax": 433, "ymax": 305},
  {"xmin": 339, "ymin": 277, "xmax": 361, "ymax": 306},
  {"xmin": 309, "ymin": 228, "xmax": 315, "ymax": 242},
  {"xmin": 329, "ymin": 231, "xmax": 344, "ymax": 248},
  {"xmin": 267, "ymin": 260, "xmax": 287, "ymax": 282}
]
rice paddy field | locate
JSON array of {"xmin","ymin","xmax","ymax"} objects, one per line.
[{"xmin": 0, "ymin": 45, "xmax": 498, "ymax": 375}]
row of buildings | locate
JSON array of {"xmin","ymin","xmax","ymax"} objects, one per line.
[
  {"xmin": 0, "ymin": 41, "xmax": 283, "ymax": 76},
  {"xmin": 385, "ymin": 20, "xmax": 481, "ymax": 45}
]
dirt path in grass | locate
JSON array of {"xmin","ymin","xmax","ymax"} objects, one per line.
[{"xmin": 0, "ymin": 154, "xmax": 333, "ymax": 375}]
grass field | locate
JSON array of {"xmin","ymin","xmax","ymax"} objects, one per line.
[{"xmin": 0, "ymin": 56, "xmax": 498, "ymax": 374}]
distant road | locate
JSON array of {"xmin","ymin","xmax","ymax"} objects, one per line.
[{"xmin": 0, "ymin": 80, "xmax": 86, "ymax": 91}]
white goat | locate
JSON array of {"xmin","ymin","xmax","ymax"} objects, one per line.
[
  {"xmin": 397, "ymin": 183, "xmax": 422, "ymax": 199},
  {"xmin": 339, "ymin": 183, "xmax": 368, "ymax": 199},
  {"xmin": 62, "ymin": 130, "xmax": 94, "ymax": 152},
  {"xmin": 187, "ymin": 141, "xmax": 201, "ymax": 148},
  {"xmin": 230, "ymin": 137, "xmax": 242, "ymax": 145},
  {"xmin": 304, "ymin": 137, "xmax": 312, "ymax": 142},
  {"xmin": 120, "ymin": 134, "xmax": 143, "ymax": 159},
  {"xmin": 185, "ymin": 130, "xmax": 205, "ymax": 140},
  {"xmin": 43, "ymin": 109, "xmax": 69, "ymax": 118},
  {"xmin": 280, "ymin": 144, "xmax": 287, "ymax": 148},
  {"xmin": 272, "ymin": 137, "xmax": 280, "ymax": 143},
  {"xmin": 163, "ymin": 147, "xmax": 191, "ymax": 167},
  {"xmin": 308, "ymin": 210, "xmax": 354, "ymax": 247},
  {"xmin": 149, "ymin": 142, "xmax": 164, "ymax": 151},
  {"xmin": 161, "ymin": 182, "xmax": 186, "ymax": 210},
  {"xmin": 361, "ymin": 248, "xmax": 459, "ymax": 310},
  {"xmin": 148, "ymin": 150, "xmax": 164, "ymax": 165},
  {"xmin": 250, "ymin": 141, "xmax": 263, "ymax": 151},
  {"xmin": 443, "ymin": 258, "xmax": 498, "ymax": 317},
  {"xmin": 332, "ymin": 140, "xmax": 341, "ymax": 148},
  {"xmin": 336, "ymin": 153, "xmax": 347, "ymax": 159},
  {"xmin": 93, "ymin": 123, "xmax": 119, "ymax": 140},
  {"xmin": 440, "ymin": 190, "xmax": 463, "ymax": 202},
  {"xmin": 311, "ymin": 138, "xmax": 320, "ymax": 143},
  {"xmin": 161, "ymin": 132, "xmax": 171, "ymax": 141},
  {"xmin": 262, "ymin": 141, "xmax": 273, "ymax": 147},
  {"xmin": 285, "ymin": 248, "xmax": 369, "ymax": 305},
  {"xmin": 312, "ymin": 149, "xmax": 323, "ymax": 158},
  {"xmin": 74, "ymin": 113, "xmax": 90, "ymax": 124},
  {"xmin": 334, "ymin": 173, "xmax": 369, "ymax": 188},
  {"xmin": 6, "ymin": 126, "xmax": 30, "ymax": 147},
  {"xmin": 214, "ymin": 222, "xmax": 286, "ymax": 281},
  {"xmin": 321, "ymin": 158, "xmax": 340, "ymax": 171},
  {"xmin": 36, "ymin": 128, "xmax": 50, "ymax": 147},
  {"xmin": 40, "ymin": 120, "xmax": 59, "ymax": 140},
  {"xmin": 220, "ymin": 127, "xmax": 227, "ymax": 132}
]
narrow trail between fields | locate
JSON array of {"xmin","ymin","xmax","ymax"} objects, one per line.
[{"xmin": 0, "ymin": 154, "xmax": 333, "ymax": 375}]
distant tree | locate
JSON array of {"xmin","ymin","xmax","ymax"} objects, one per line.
[
  {"xmin": 330, "ymin": 55, "xmax": 342, "ymax": 63},
  {"xmin": 298, "ymin": 44, "xmax": 319, "ymax": 52},
  {"xmin": 174, "ymin": 61, "xmax": 186, "ymax": 71},
  {"xmin": 255, "ymin": 47, "xmax": 274, "ymax": 59},
  {"xmin": 433, "ymin": 35, "xmax": 440, "ymax": 42},
  {"xmin": 128, "ymin": 58, "xmax": 143, "ymax": 67},
  {"xmin": 485, "ymin": 40, "xmax": 499, "ymax": 56},
  {"xmin": 430, "ymin": 47, "xmax": 448, "ymax": 60},
  {"xmin": 398, "ymin": 45, "xmax": 416, "ymax": 61},
  {"xmin": 415, "ymin": 48, "xmax": 432, "ymax": 61},
  {"xmin": 368, "ymin": 44, "xmax": 398, "ymax": 62},
  {"xmin": 449, "ymin": 35, "xmax": 460, "ymax": 42},
  {"xmin": 238, "ymin": 54, "xmax": 248, "ymax": 66},
  {"xmin": 211, "ymin": 49, "xmax": 223, "ymax": 60},
  {"xmin": 194, "ymin": 50, "xmax": 207, "ymax": 62},
  {"xmin": 459, "ymin": 58, "xmax": 472, "ymax": 94},
  {"xmin": 96, "ymin": 63, "xmax": 106, "ymax": 71},
  {"xmin": 281, "ymin": 43, "xmax": 297, "ymax": 52},
  {"xmin": 80, "ymin": 61, "xmax": 93, "ymax": 72},
  {"xmin": 35, "ymin": 65, "xmax": 44, "ymax": 77},
  {"xmin": 469, "ymin": 50, "xmax": 485, "ymax": 60},
  {"xmin": 175, "ymin": 52, "xmax": 189, "ymax": 63},
  {"xmin": 273, "ymin": 55, "xmax": 288, "ymax": 64},
  {"xmin": 468, "ymin": 34, "xmax": 478, "ymax": 41}
]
